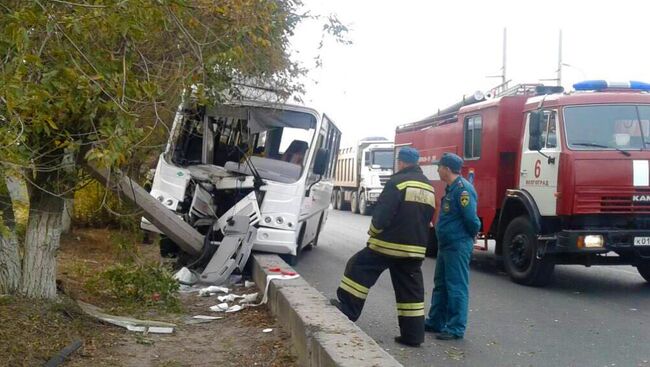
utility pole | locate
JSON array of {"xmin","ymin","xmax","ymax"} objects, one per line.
[
  {"xmin": 487, "ymin": 28, "xmax": 509, "ymax": 95},
  {"xmin": 557, "ymin": 29, "xmax": 563, "ymax": 86},
  {"xmin": 541, "ymin": 29, "xmax": 563, "ymax": 86},
  {"xmin": 502, "ymin": 27, "xmax": 507, "ymax": 87}
]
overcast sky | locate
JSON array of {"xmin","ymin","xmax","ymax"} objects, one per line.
[{"xmin": 290, "ymin": 0, "xmax": 650, "ymax": 146}]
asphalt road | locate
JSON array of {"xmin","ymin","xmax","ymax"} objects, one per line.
[{"xmin": 294, "ymin": 209, "xmax": 650, "ymax": 367}]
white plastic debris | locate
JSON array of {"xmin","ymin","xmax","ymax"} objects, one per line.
[
  {"xmin": 217, "ymin": 294, "xmax": 244, "ymax": 302},
  {"xmin": 78, "ymin": 301, "xmax": 176, "ymax": 333},
  {"xmin": 244, "ymin": 280, "xmax": 255, "ymax": 288},
  {"xmin": 210, "ymin": 303, "xmax": 229, "ymax": 312},
  {"xmin": 193, "ymin": 315, "xmax": 223, "ymax": 320},
  {"xmin": 173, "ymin": 267, "xmax": 197, "ymax": 284},
  {"xmin": 126, "ymin": 325, "xmax": 174, "ymax": 334},
  {"xmin": 242, "ymin": 274, "xmax": 300, "ymax": 308},
  {"xmin": 238, "ymin": 292, "xmax": 259, "ymax": 304},
  {"xmin": 225, "ymin": 305, "xmax": 244, "ymax": 313},
  {"xmin": 199, "ymin": 286, "xmax": 230, "ymax": 297},
  {"xmin": 262, "ymin": 328, "xmax": 273, "ymax": 333}
]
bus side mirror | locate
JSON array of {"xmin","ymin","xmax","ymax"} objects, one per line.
[
  {"xmin": 313, "ymin": 148, "xmax": 329, "ymax": 175},
  {"xmin": 528, "ymin": 111, "xmax": 543, "ymax": 151}
]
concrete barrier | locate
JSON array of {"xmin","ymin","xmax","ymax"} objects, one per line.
[{"xmin": 252, "ymin": 254, "xmax": 403, "ymax": 367}]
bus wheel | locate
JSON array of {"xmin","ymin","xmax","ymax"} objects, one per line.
[
  {"xmin": 503, "ymin": 216, "xmax": 555, "ymax": 286},
  {"xmin": 636, "ymin": 261, "xmax": 650, "ymax": 282},
  {"xmin": 311, "ymin": 213, "xmax": 325, "ymax": 248},
  {"xmin": 160, "ymin": 235, "xmax": 180, "ymax": 258},
  {"xmin": 280, "ymin": 254, "xmax": 298, "ymax": 266}
]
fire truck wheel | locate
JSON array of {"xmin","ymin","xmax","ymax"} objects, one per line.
[
  {"xmin": 503, "ymin": 216, "xmax": 555, "ymax": 286},
  {"xmin": 636, "ymin": 261, "xmax": 650, "ymax": 282},
  {"xmin": 351, "ymin": 192, "xmax": 359, "ymax": 214}
]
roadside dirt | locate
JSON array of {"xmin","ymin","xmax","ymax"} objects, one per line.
[{"xmin": 0, "ymin": 228, "xmax": 296, "ymax": 367}]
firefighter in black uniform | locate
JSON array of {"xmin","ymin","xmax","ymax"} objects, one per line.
[{"xmin": 331, "ymin": 147, "xmax": 435, "ymax": 347}]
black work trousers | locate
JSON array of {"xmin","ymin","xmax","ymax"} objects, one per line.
[{"xmin": 336, "ymin": 247, "xmax": 425, "ymax": 344}]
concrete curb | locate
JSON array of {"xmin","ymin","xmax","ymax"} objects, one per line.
[{"xmin": 252, "ymin": 254, "xmax": 403, "ymax": 367}]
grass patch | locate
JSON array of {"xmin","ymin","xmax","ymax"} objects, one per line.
[
  {"xmin": 59, "ymin": 227, "xmax": 181, "ymax": 316},
  {"xmin": 86, "ymin": 262, "xmax": 182, "ymax": 314}
]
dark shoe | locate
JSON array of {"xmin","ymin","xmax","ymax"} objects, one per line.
[
  {"xmin": 424, "ymin": 324, "xmax": 441, "ymax": 333},
  {"xmin": 435, "ymin": 332, "xmax": 462, "ymax": 340},
  {"xmin": 394, "ymin": 336, "xmax": 421, "ymax": 347},
  {"xmin": 329, "ymin": 298, "xmax": 342, "ymax": 310}
]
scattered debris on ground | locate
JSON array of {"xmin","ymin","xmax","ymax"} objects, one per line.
[{"xmin": 0, "ymin": 228, "xmax": 297, "ymax": 367}]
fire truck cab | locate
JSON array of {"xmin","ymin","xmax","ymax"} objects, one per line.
[{"xmin": 396, "ymin": 81, "xmax": 650, "ymax": 286}]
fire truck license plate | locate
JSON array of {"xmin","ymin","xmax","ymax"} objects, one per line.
[{"xmin": 634, "ymin": 237, "xmax": 650, "ymax": 246}]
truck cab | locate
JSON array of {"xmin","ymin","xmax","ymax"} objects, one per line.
[
  {"xmin": 511, "ymin": 84, "xmax": 650, "ymax": 284},
  {"xmin": 333, "ymin": 138, "xmax": 393, "ymax": 215}
]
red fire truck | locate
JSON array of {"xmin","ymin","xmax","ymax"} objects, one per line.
[{"xmin": 395, "ymin": 81, "xmax": 650, "ymax": 286}]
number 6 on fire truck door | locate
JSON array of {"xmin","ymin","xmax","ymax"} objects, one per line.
[{"xmin": 519, "ymin": 110, "xmax": 561, "ymax": 216}]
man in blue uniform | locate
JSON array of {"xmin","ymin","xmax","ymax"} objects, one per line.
[
  {"xmin": 425, "ymin": 152, "xmax": 480, "ymax": 340},
  {"xmin": 331, "ymin": 147, "xmax": 435, "ymax": 347}
]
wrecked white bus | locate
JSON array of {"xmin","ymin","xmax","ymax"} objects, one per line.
[{"xmin": 141, "ymin": 99, "xmax": 341, "ymax": 270}]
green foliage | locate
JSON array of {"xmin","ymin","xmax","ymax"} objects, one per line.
[
  {"xmin": 0, "ymin": 0, "xmax": 348, "ymax": 201},
  {"xmin": 88, "ymin": 262, "xmax": 182, "ymax": 313},
  {"xmin": 74, "ymin": 179, "xmax": 142, "ymax": 230},
  {"xmin": 0, "ymin": 0, "xmax": 348, "ymax": 299}
]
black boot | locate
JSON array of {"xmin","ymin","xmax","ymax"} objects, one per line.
[
  {"xmin": 394, "ymin": 336, "xmax": 421, "ymax": 347},
  {"xmin": 329, "ymin": 298, "xmax": 343, "ymax": 311}
]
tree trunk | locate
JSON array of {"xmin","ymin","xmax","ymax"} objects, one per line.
[
  {"xmin": 0, "ymin": 177, "xmax": 21, "ymax": 294},
  {"xmin": 20, "ymin": 190, "xmax": 63, "ymax": 299},
  {"xmin": 61, "ymin": 198, "xmax": 74, "ymax": 234}
]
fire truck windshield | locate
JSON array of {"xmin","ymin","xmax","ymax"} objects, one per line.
[{"xmin": 564, "ymin": 105, "xmax": 650, "ymax": 151}]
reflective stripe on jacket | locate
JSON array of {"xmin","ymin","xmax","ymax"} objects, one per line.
[{"xmin": 367, "ymin": 165, "xmax": 435, "ymax": 259}]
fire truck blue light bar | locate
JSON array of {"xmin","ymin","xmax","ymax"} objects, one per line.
[{"xmin": 573, "ymin": 80, "xmax": 650, "ymax": 92}]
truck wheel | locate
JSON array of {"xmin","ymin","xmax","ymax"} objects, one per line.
[
  {"xmin": 503, "ymin": 216, "xmax": 555, "ymax": 286},
  {"xmin": 335, "ymin": 190, "xmax": 344, "ymax": 210},
  {"xmin": 426, "ymin": 227, "xmax": 438, "ymax": 258},
  {"xmin": 358, "ymin": 193, "xmax": 371, "ymax": 216},
  {"xmin": 351, "ymin": 192, "xmax": 359, "ymax": 213},
  {"xmin": 331, "ymin": 190, "xmax": 337, "ymax": 209},
  {"xmin": 636, "ymin": 261, "xmax": 650, "ymax": 282}
]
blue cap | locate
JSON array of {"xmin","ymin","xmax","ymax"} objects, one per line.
[
  {"xmin": 398, "ymin": 147, "xmax": 420, "ymax": 164},
  {"xmin": 435, "ymin": 152, "xmax": 463, "ymax": 173}
]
